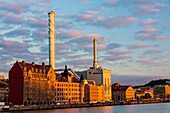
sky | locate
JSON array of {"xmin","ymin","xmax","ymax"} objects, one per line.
[{"xmin": 0, "ymin": 0, "xmax": 170, "ymax": 85}]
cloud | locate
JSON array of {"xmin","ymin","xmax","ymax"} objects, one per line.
[
  {"xmin": 1, "ymin": 12, "xmax": 25, "ymax": 25},
  {"xmin": 128, "ymin": 44, "xmax": 152, "ymax": 49},
  {"xmin": 76, "ymin": 14, "xmax": 94, "ymax": 21},
  {"xmin": 134, "ymin": 5, "xmax": 161, "ymax": 15},
  {"xmin": 31, "ymin": 29, "xmax": 48, "ymax": 42},
  {"xmin": 141, "ymin": 18, "xmax": 158, "ymax": 27},
  {"xmin": 89, "ymin": 16, "xmax": 137, "ymax": 29},
  {"xmin": 135, "ymin": 27, "xmax": 170, "ymax": 41},
  {"xmin": 0, "ymin": 1, "xmax": 29, "ymax": 13},
  {"xmin": 4, "ymin": 27, "xmax": 31, "ymax": 38},
  {"xmin": 27, "ymin": 17, "xmax": 47, "ymax": 28},
  {"xmin": 136, "ymin": 59, "xmax": 166, "ymax": 67},
  {"xmin": 106, "ymin": 43, "xmax": 122, "ymax": 50},
  {"xmin": 143, "ymin": 49, "xmax": 162, "ymax": 55},
  {"xmin": 0, "ymin": 39, "xmax": 31, "ymax": 53},
  {"xmin": 102, "ymin": 49, "xmax": 132, "ymax": 61},
  {"xmin": 103, "ymin": 0, "xmax": 117, "ymax": 7},
  {"xmin": 136, "ymin": 27, "xmax": 158, "ymax": 35},
  {"xmin": 69, "ymin": 34, "xmax": 108, "ymax": 45},
  {"xmin": 103, "ymin": 55, "xmax": 131, "ymax": 61},
  {"xmin": 57, "ymin": 30, "xmax": 83, "ymax": 40},
  {"xmin": 153, "ymin": 36, "xmax": 170, "ymax": 40},
  {"xmin": 80, "ymin": 0, "xmax": 91, "ymax": 4},
  {"xmin": 76, "ymin": 11, "xmax": 98, "ymax": 22},
  {"xmin": 119, "ymin": 0, "xmax": 167, "ymax": 15},
  {"xmin": 57, "ymin": 21, "xmax": 73, "ymax": 29},
  {"xmin": 107, "ymin": 50, "xmax": 131, "ymax": 56}
]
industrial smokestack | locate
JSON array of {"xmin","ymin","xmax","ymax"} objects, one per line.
[
  {"xmin": 93, "ymin": 38, "xmax": 98, "ymax": 69},
  {"xmin": 48, "ymin": 11, "xmax": 56, "ymax": 69}
]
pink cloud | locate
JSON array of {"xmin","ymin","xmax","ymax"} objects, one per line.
[
  {"xmin": 143, "ymin": 49, "xmax": 162, "ymax": 55},
  {"xmin": 103, "ymin": 55, "xmax": 131, "ymax": 61},
  {"xmin": 2, "ymin": 12, "xmax": 25, "ymax": 24},
  {"xmin": 141, "ymin": 18, "xmax": 158, "ymax": 27},
  {"xmin": 108, "ymin": 50, "xmax": 131, "ymax": 56},
  {"xmin": 153, "ymin": 36, "xmax": 170, "ymax": 40},
  {"xmin": 128, "ymin": 44, "xmax": 152, "ymax": 49},
  {"xmin": 137, "ymin": 59, "xmax": 166, "ymax": 66},
  {"xmin": 104, "ymin": 0, "xmax": 117, "ymax": 6},
  {"xmin": 134, "ymin": 3, "xmax": 166, "ymax": 15},
  {"xmin": 90, "ymin": 16, "xmax": 137, "ymax": 28},
  {"xmin": 86, "ymin": 11, "xmax": 98, "ymax": 15},
  {"xmin": 27, "ymin": 18, "xmax": 47, "ymax": 28},
  {"xmin": 1, "ymin": 1, "xmax": 29, "ymax": 13},
  {"xmin": 57, "ymin": 30, "xmax": 83, "ymax": 40}
]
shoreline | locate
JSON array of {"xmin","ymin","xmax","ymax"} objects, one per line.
[{"xmin": 1, "ymin": 100, "xmax": 170, "ymax": 112}]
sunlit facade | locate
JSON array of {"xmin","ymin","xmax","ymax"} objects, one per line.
[
  {"xmin": 55, "ymin": 66, "xmax": 84, "ymax": 104},
  {"xmin": 112, "ymin": 83, "xmax": 135, "ymax": 102},
  {"xmin": 87, "ymin": 67, "xmax": 111, "ymax": 101},
  {"xmin": 9, "ymin": 61, "xmax": 56, "ymax": 105},
  {"xmin": 84, "ymin": 84, "xmax": 104, "ymax": 103},
  {"xmin": 135, "ymin": 88, "xmax": 154, "ymax": 99}
]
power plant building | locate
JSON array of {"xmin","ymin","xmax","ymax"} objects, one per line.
[{"xmin": 87, "ymin": 39, "xmax": 112, "ymax": 101}]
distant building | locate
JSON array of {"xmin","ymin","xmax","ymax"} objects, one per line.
[
  {"xmin": 112, "ymin": 83, "xmax": 135, "ymax": 102},
  {"xmin": 135, "ymin": 87, "xmax": 154, "ymax": 100},
  {"xmin": 154, "ymin": 85, "xmax": 170, "ymax": 99},
  {"xmin": 0, "ymin": 79, "xmax": 8, "ymax": 102},
  {"xmin": 9, "ymin": 61, "xmax": 56, "ymax": 105}
]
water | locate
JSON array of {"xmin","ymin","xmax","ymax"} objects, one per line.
[{"xmin": 7, "ymin": 103, "xmax": 170, "ymax": 113}]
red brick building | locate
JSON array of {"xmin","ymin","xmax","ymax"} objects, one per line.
[{"xmin": 9, "ymin": 61, "xmax": 56, "ymax": 105}]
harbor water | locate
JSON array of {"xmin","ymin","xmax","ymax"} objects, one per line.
[{"xmin": 5, "ymin": 103, "xmax": 170, "ymax": 113}]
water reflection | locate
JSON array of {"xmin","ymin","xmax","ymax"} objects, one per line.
[{"xmin": 6, "ymin": 103, "xmax": 170, "ymax": 113}]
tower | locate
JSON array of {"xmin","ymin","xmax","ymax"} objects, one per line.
[
  {"xmin": 93, "ymin": 38, "xmax": 98, "ymax": 69},
  {"xmin": 48, "ymin": 11, "xmax": 56, "ymax": 69}
]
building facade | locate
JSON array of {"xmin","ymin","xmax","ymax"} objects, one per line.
[
  {"xmin": 135, "ymin": 87, "xmax": 154, "ymax": 100},
  {"xmin": 154, "ymin": 85, "xmax": 170, "ymax": 99},
  {"xmin": 9, "ymin": 61, "xmax": 56, "ymax": 105},
  {"xmin": 112, "ymin": 83, "xmax": 135, "ymax": 102},
  {"xmin": 87, "ymin": 68, "xmax": 111, "ymax": 101},
  {"xmin": 84, "ymin": 84, "xmax": 104, "ymax": 103},
  {"xmin": 0, "ymin": 79, "xmax": 8, "ymax": 102}
]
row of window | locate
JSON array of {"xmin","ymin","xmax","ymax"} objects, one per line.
[
  {"xmin": 23, "ymin": 67, "xmax": 46, "ymax": 73},
  {"xmin": 57, "ymin": 84, "xmax": 80, "ymax": 87},
  {"xmin": 57, "ymin": 88, "xmax": 80, "ymax": 92},
  {"xmin": 56, "ymin": 97, "xmax": 79, "ymax": 101},
  {"xmin": 56, "ymin": 93, "xmax": 80, "ymax": 96}
]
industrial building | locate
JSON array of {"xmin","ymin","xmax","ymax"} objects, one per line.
[
  {"xmin": 87, "ymin": 39, "xmax": 112, "ymax": 101},
  {"xmin": 8, "ymin": 11, "xmax": 109, "ymax": 105}
]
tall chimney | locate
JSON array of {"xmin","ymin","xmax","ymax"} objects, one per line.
[
  {"xmin": 48, "ymin": 11, "xmax": 56, "ymax": 69},
  {"xmin": 93, "ymin": 38, "xmax": 98, "ymax": 69}
]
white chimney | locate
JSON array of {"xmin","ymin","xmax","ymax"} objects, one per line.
[
  {"xmin": 93, "ymin": 38, "xmax": 98, "ymax": 69},
  {"xmin": 48, "ymin": 11, "xmax": 56, "ymax": 69}
]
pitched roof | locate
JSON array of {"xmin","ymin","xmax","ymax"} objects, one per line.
[
  {"xmin": 112, "ymin": 85, "xmax": 131, "ymax": 91},
  {"xmin": 17, "ymin": 61, "xmax": 52, "ymax": 74}
]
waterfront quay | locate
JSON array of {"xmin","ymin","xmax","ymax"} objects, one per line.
[
  {"xmin": 1, "ymin": 99, "xmax": 170, "ymax": 112},
  {"xmin": 0, "ymin": 103, "xmax": 112, "ymax": 112}
]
